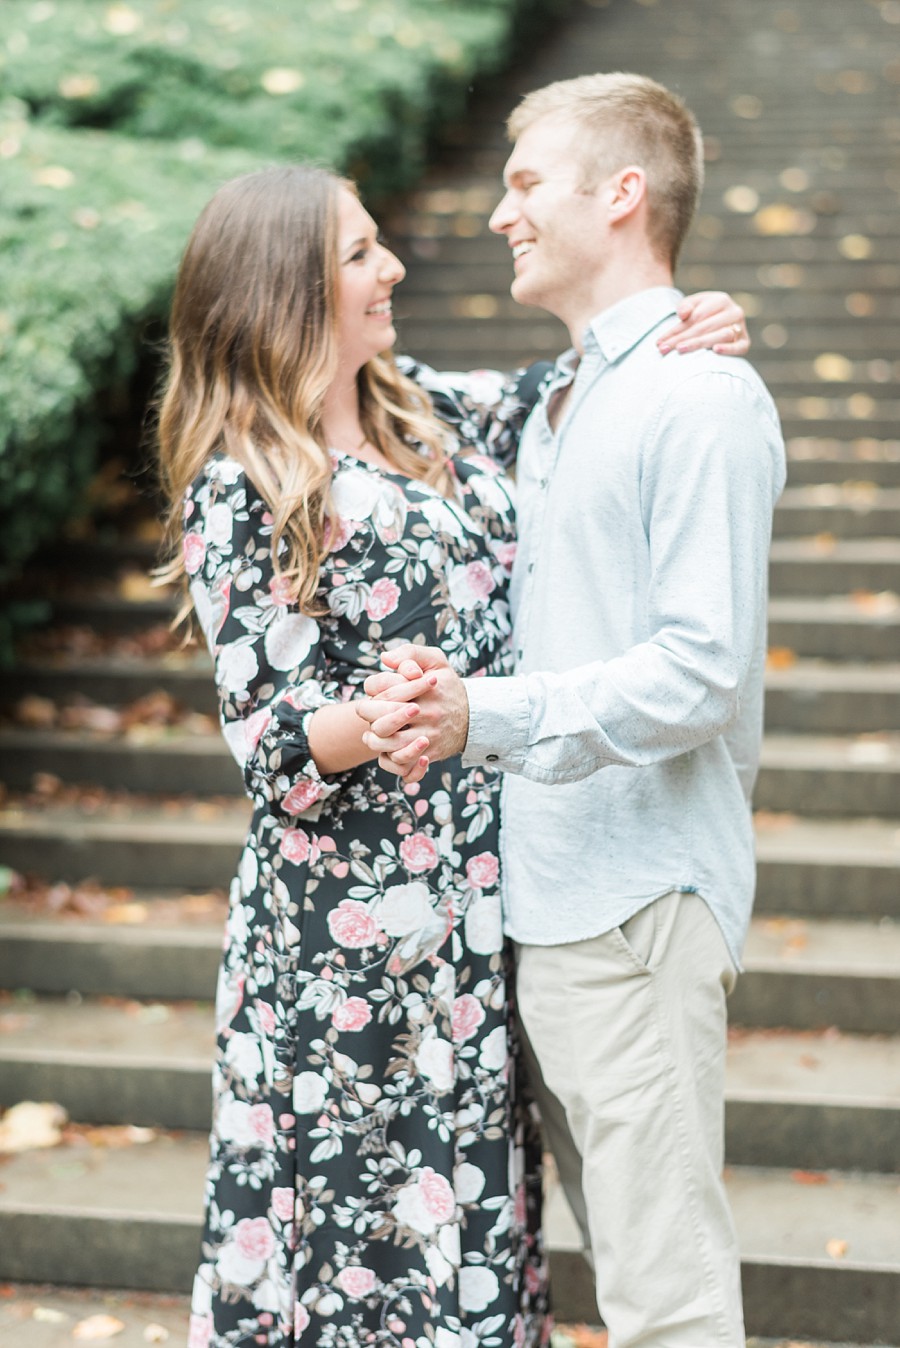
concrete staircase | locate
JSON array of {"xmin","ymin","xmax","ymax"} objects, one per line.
[{"xmin": 1, "ymin": 0, "xmax": 898, "ymax": 1342}]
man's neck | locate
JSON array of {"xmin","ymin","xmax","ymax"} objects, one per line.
[{"xmin": 567, "ymin": 254, "xmax": 673, "ymax": 353}]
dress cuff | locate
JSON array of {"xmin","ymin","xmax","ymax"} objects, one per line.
[{"xmin": 461, "ymin": 675, "xmax": 530, "ymax": 773}]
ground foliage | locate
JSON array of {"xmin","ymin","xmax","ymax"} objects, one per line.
[{"xmin": 0, "ymin": 0, "xmax": 563, "ymax": 625}]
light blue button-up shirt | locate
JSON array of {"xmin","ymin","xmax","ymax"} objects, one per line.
[{"xmin": 462, "ymin": 287, "xmax": 786, "ymax": 964}]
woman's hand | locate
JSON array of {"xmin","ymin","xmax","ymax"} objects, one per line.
[{"xmin": 657, "ymin": 291, "xmax": 750, "ymax": 356}]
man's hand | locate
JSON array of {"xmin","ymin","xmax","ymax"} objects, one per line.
[{"xmin": 356, "ymin": 645, "xmax": 469, "ymax": 782}]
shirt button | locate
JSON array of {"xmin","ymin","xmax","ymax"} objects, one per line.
[
  {"xmin": 486, "ymin": 753, "xmax": 499, "ymax": 763},
  {"xmin": 528, "ymin": 562, "xmax": 535, "ymax": 573},
  {"xmin": 539, "ymin": 478, "xmax": 548, "ymax": 489}
]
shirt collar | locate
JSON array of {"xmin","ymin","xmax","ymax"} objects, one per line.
[{"xmin": 582, "ymin": 286, "xmax": 685, "ymax": 365}]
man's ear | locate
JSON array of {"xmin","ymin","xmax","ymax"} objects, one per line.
[{"xmin": 606, "ymin": 165, "xmax": 647, "ymax": 224}]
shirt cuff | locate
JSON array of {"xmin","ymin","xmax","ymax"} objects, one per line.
[{"xmin": 461, "ymin": 675, "xmax": 530, "ymax": 772}]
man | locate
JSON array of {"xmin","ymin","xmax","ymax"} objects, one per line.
[{"xmin": 358, "ymin": 73, "xmax": 785, "ymax": 1347}]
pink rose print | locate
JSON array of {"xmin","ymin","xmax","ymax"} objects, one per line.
[
  {"xmin": 325, "ymin": 514, "xmax": 355, "ymax": 553},
  {"xmin": 271, "ymin": 1187, "xmax": 294, "ymax": 1223},
  {"xmin": 268, "ymin": 574, "xmax": 294, "ymax": 607},
  {"xmin": 337, "ymin": 1266, "xmax": 377, "ymax": 1299},
  {"xmin": 420, "ymin": 1168, "xmax": 456, "ymax": 1224},
  {"xmin": 188, "ymin": 1313, "xmax": 212, "ymax": 1348},
  {"xmin": 282, "ymin": 777, "xmax": 324, "ymax": 814},
  {"xmin": 466, "ymin": 852, "xmax": 499, "ymax": 890},
  {"xmin": 452, "ymin": 993, "xmax": 485, "ymax": 1044},
  {"xmin": 493, "ymin": 541, "xmax": 517, "ymax": 573},
  {"xmin": 183, "ymin": 532, "xmax": 206, "ymax": 575},
  {"xmin": 254, "ymin": 1000, "xmax": 276, "ymax": 1035},
  {"xmin": 243, "ymin": 709, "xmax": 273, "ymax": 754},
  {"xmin": 332, "ymin": 997, "xmax": 373, "ymax": 1032},
  {"xmin": 234, "ymin": 1217, "xmax": 276, "ymax": 1262},
  {"xmin": 464, "ymin": 560, "xmax": 495, "ymax": 600},
  {"xmin": 365, "ymin": 577, "xmax": 401, "ymax": 621},
  {"xmin": 280, "ymin": 828, "xmax": 311, "ymax": 864},
  {"xmin": 294, "ymin": 1304, "xmax": 311, "ymax": 1335},
  {"xmin": 399, "ymin": 832, "xmax": 440, "ymax": 874},
  {"xmin": 327, "ymin": 900, "xmax": 380, "ymax": 949},
  {"xmin": 249, "ymin": 1104, "xmax": 275, "ymax": 1147}
]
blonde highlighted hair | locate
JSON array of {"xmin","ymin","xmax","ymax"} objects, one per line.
[
  {"xmin": 508, "ymin": 72, "xmax": 704, "ymax": 267},
  {"xmin": 157, "ymin": 164, "xmax": 452, "ymax": 615}
]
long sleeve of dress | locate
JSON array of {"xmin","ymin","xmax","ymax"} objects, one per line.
[
  {"xmin": 183, "ymin": 456, "xmax": 354, "ymax": 820},
  {"xmin": 396, "ymin": 356, "xmax": 552, "ymax": 467}
]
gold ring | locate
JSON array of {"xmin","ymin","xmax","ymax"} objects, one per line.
[{"xmin": 732, "ymin": 322, "xmax": 742, "ymax": 339}]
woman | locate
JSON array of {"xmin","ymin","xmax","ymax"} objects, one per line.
[{"xmin": 157, "ymin": 164, "xmax": 747, "ymax": 1348}]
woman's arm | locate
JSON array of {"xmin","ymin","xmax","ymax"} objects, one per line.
[{"xmin": 658, "ymin": 291, "xmax": 750, "ymax": 355}]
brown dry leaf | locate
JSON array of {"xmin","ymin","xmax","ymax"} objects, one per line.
[
  {"xmin": 850, "ymin": 589, "xmax": 900, "ymax": 615},
  {"xmin": 791, "ymin": 1170, "xmax": 829, "ymax": 1186},
  {"xmin": 753, "ymin": 811, "xmax": 798, "ymax": 831},
  {"xmin": 118, "ymin": 572, "xmax": 159, "ymax": 603},
  {"xmin": 77, "ymin": 1124, "xmax": 157, "ymax": 1149},
  {"xmin": 557, "ymin": 1328, "xmax": 609, "ymax": 1348},
  {"xmin": 766, "ymin": 647, "xmax": 798, "ymax": 669},
  {"xmin": 143, "ymin": 1327, "xmax": 170, "ymax": 1344},
  {"xmin": 72, "ymin": 1313, "xmax": 126, "ymax": 1339},
  {"xmin": 812, "ymin": 532, "xmax": 837, "ymax": 553},
  {"xmin": 14, "ymin": 695, "xmax": 57, "ymax": 728},
  {"xmin": 103, "ymin": 902, "xmax": 149, "ymax": 925},
  {"xmin": 0, "ymin": 1101, "xmax": 68, "ymax": 1152},
  {"xmin": 825, "ymin": 1237, "xmax": 849, "ymax": 1260}
]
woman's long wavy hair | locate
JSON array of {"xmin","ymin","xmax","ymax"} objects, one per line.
[{"xmin": 156, "ymin": 164, "xmax": 453, "ymax": 614}]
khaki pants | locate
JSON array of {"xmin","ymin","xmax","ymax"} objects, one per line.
[{"xmin": 515, "ymin": 892, "xmax": 744, "ymax": 1348}]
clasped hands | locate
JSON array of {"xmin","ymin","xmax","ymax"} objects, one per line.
[{"xmin": 355, "ymin": 645, "xmax": 469, "ymax": 784}]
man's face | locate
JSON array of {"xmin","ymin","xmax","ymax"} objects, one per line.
[{"xmin": 489, "ymin": 115, "xmax": 608, "ymax": 330}]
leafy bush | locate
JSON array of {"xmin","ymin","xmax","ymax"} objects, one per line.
[{"xmin": 0, "ymin": 0, "xmax": 559, "ymax": 612}]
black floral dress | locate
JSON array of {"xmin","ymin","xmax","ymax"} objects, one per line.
[{"xmin": 184, "ymin": 366, "xmax": 550, "ymax": 1348}]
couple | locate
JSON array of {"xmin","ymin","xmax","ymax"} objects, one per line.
[{"xmin": 158, "ymin": 71, "xmax": 784, "ymax": 1348}]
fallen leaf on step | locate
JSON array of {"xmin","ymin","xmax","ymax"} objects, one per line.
[
  {"xmin": 118, "ymin": 572, "xmax": 159, "ymax": 603},
  {"xmin": 103, "ymin": 902, "xmax": 149, "ymax": 925},
  {"xmin": 73, "ymin": 1313, "xmax": 126, "ymax": 1338},
  {"xmin": 825, "ymin": 1237, "xmax": 849, "ymax": 1260},
  {"xmin": 143, "ymin": 1327, "xmax": 170, "ymax": 1343},
  {"xmin": 791, "ymin": 1170, "xmax": 829, "ymax": 1185},
  {"xmin": 766, "ymin": 646, "xmax": 797, "ymax": 669},
  {"xmin": 33, "ymin": 1306, "xmax": 69, "ymax": 1323},
  {"xmin": 14, "ymin": 695, "xmax": 57, "ymax": 728},
  {"xmin": 0, "ymin": 1101, "xmax": 68, "ymax": 1152},
  {"xmin": 77, "ymin": 1125, "xmax": 157, "ymax": 1149},
  {"xmin": 554, "ymin": 1328, "xmax": 608, "ymax": 1348},
  {"xmin": 851, "ymin": 589, "xmax": 899, "ymax": 614}
]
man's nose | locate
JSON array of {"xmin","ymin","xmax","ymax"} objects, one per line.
[{"xmin": 488, "ymin": 192, "xmax": 516, "ymax": 234}]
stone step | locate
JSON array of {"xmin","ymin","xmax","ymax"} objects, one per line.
[
  {"xmin": 767, "ymin": 537, "xmax": 900, "ymax": 596},
  {"xmin": 1, "ymin": 996, "xmax": 895, "ymax": 1172},
  {"xmin": 764, "ymin": 663, "xmax": 900, "ymax": 733},
  {"xmin": 2, "ymin": 802, "xmax": 897, "ymax": 918},
  {"xmin": 0, "ymin": 728, "xmax": 243, "ymax": 797},
  {"xmin": 2, "ymin": 726, "xmax": 898, "ymax": 816},
  {"xmin": 772, "ymin": 486, "xmax": 900, "ymax": 539},
  {"xmin": 734, "ymin": 915, "xmax": 900, "ymax": 1034},
  {"xmin": 767, "ymin": 596, "xmax": 900, "ymax": 661},
  {"xmin": 0, "ymin": 799, "xmax": 250, "ymax": 890},
  {"xmin": 46, "ymin": 595, "xmax": 176, "ymax": 633},
  {"xmin": 394, "ymin": 290, "xmax": 900, "ymax": 323},
  {"xmin": 545, "ymin": 1165, "xmax": 900, "ymax": 1341},
  {"xmin": 783, "ymin": 457, "xmax": 900, "ymax": 488},
  {"xmin": 1, "ymin": 894, "xmax": 895, "ymax": 1032},
  {"xmin": 0, "ymin": 997, "xmax": 213, "ymax": 1132},
  {"xmin": 754, "ymin": 815, "xmax": 900, "ymax": 920},
  {"xmin": 756, "ymin": 733, "xmax": 900, "ymax": 817},
  {"xmin": 0, "ymin": 1135, "xmax": 896, "ymax": 1341},
  {"xmin": 0, "ymin": 656, "xmax": 215, "ymax": 714},
  {"xmin": 6, "ymin": 657, "xmax": 898, "ymax": 735}
]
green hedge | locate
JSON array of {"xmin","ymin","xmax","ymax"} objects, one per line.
[{"xmin": 0, "ymin": 0, "xmax": 556, "ymax": 607}]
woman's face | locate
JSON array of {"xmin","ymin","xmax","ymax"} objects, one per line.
[{"xmin": 334, "ymin": 188, "xmax": 406, "ymax": 373}]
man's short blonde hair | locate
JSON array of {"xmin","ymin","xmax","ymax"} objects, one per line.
[{"xmin": 507, "ymin": 72, "xmax": 704, "ymax": 268}]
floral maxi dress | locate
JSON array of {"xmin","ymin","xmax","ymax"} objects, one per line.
[{"xmin": 184, "ymin": 366, "xmax": 549, "ymax": 1348}]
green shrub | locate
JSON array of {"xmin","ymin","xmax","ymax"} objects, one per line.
[{"xmin": 0, "ymin": 0, "xmax": 562, "ymax": 618}]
